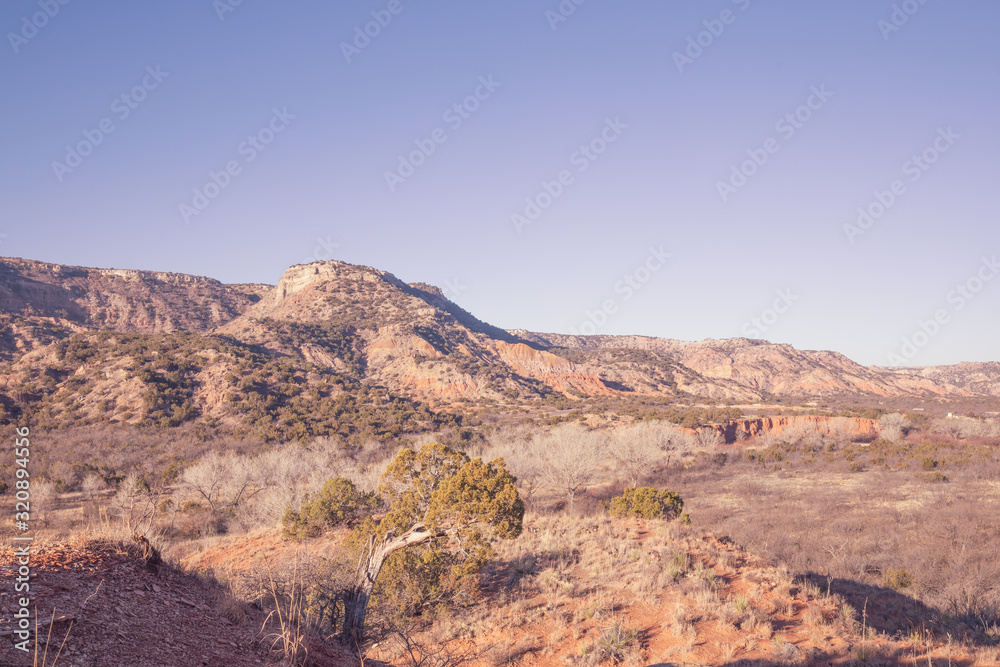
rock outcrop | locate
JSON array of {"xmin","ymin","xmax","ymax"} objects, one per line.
[
  {"xmin": 0, "ymin": 257, "xmax": 268, "ymax": 336},
  {"xmin": 519, "ymin": 332, "xmax": 981, "ymax": 399},
  {"xmin": 1, "ymin": 255, "xmax": 997, "ymax": 424},
  {"xmin": 710, "ymin": 415, "xmax": 880, "ymax": 444}
]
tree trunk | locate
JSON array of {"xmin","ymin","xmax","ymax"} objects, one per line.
[{"xmin": 342, "ymin": 523, "xmax": 434, "ymax": 649}]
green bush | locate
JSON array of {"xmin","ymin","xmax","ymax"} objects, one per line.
[
  {"xmin": 282, "ymin": 477, "xmax": 381, "ymax": 539},
  {"xmin": 884, "ymin": 568, "xmax": 914, "ymax": 591},
  {"xmin": 608, "ymin": 486, "xmax": 683, "ymax": 520}
]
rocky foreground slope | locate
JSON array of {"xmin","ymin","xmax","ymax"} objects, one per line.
[
  {"xmin": 0, "ymin": 539, "xmax": 356, "ymax": 666},
  {"xmin": 0, "ymin": 256, "xmax": 996, "ymax": 435}
]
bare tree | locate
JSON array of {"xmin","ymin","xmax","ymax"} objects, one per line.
[
  {"xmin": 49, "ymin": 461, "xmax": 78, "ymax": 491},
  {"xmin": 535, "ymin": 423, "xmax": 604, "ymax": 513},
  {"xmin": 648, "ymin": 422, "xmax": 696, "ymax": 467},
  {"xmin": 823, "ymin": 417, "xmax": 859, "ymax": 446},
  {"xmin": 877, "ymin": 413, "xmax": 910, "ymax": 444},
  {"xmin": 780, "ymin": 423, "xmax": 818, "ymax": 448},
  {"xmin": 81, "ymin": 474, "xmax": 106, "ymax": 502},
  {"xmin": 109, "ymin": 474, "xmax": 158, "ymax": 534},
  {"xmin": 31, "ymin": 480, "xmax": 57, "ymax": 527},
  {"xmin": 734, "ymin": 422, "xmax": 752, "ymax": 441},
  {"xmin": 931, "ymin": 417, "xmax": 970, "ymax": 440},
  {"xmin": 179, "ymin": 451, "xmax": 230, "ymax": 511},
  {"xmin": 696, "ymin": 428, "xmax": 724, "ymax": 450},
  {"xmin": 479, "ymin": 423, "xmax": 544, "ymax": 509},
  {"xmin": 503, "ymin": 448, "xmax": 543, "ymax": 510},
  {"xmin": 179, "ymin": 450, "xmax": 266, "ymax": 512},
  {"xmin": 609, "ymin": 423, "xmax": 663, "ymax": 487},
  {"xmin": 758, "ymin": 428, "xmax": 783, "ymax": 448}
]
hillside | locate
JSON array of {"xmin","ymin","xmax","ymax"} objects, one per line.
[
  {"xmin": 0, "ymin": 256, "xmax": 997, "ymax": 439},
  {"xmin": 176, "ymin": 516, "xmax": 990, "ymax": 666},
  {"xmin": 891, "ymin": 362, "xmax": 1000, "ymax": 403},
  {"xmin": 0, "ymin": 257, "xmax": 268, "ymax": 334},
  {"xmin": 0, "ymin": 538, "xmax": 355, "ymax": 666},
  {"xmin": 517, "ymin": 332, "xmax": 973, "ymax": 401}
]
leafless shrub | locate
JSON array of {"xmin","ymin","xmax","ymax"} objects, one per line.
[
  {"xmin": 534, "ymin": 424, "xmax": 605, "ymax": 513},
  {"xmin": 734, "ymin": 422, "xmax": 752, "ymax": 441},
  {"xmin": 639, "ymin": 420, "xmax": 696, "ymax": 466},
  {"xmin": 235, "ymin": 447, "xmax": 327, "ymax": 530},
  {"xmin": 696, "ymin": 428, "xmax": 723, "ymax": 450},
  {"xmin": 757, "ymin": 429, "xmax": 783, "ymax": 448},
  {"xmin": 389, "ymin": 619, "xmax": 484, "ymax": 667},
  {"xmin": 773, "ymin": 638, "xmax": 804, "ymax": 663},
  {"xmin": 179, "ymin": 451, "xmax": 257, "ymax": 512},
  {"xmin": 484, "ymin": 423, "xmax": 535, "ymax": 454},
  {"xmin": 608, "ymin": 422, "xmax": 663, "ymax": 486},
  {"xmin": 108, "ymin": 474, "xmax": 158, "ymax": 534},
  {"xmin": 502, "ymin": 448, "xmax": 543, "ymax": 510},
  {"xmin": 349, "ymin": 436, "xmax": 401, "ymax": 472},
  {"xmin": 48, "ymin": 460, "xmax": 79, "ymax": 491},
  {"xmin": 877, "ymin": 413, "xmax": 910, "ymax": 443},
  {"xmin": 80, "ymin": 474, "xmax": 106, "ymax": 502},
  {"xmin": 479, "ymin": 425, "xmax": 543, "ymax": 509},
  {"xmin": 31, "ymin": 479, "xmax": 58, "ymax": 526},
  {"xmin": 931, "ymin": 416, "xmax": 985, "ymax": 440},
  {"xmin": 781, "ymin": 423, "xmax": 824, "ymax": 450}
]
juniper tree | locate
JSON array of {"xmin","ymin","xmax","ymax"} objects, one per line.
[{"xmin": 341, "ymin": 442, "xmax": 523, "ymax": 647}]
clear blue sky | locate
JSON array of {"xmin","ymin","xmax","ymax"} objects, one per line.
[{"xmin": 2, "ymin": 1, "xmax": 997, "ymax": 367}]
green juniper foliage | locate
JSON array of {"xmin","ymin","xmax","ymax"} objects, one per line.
[{"xmin": 608, "ymin": 486, "xmax": 683, "ymax": 520}]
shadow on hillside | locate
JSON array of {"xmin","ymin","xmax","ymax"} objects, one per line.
[
  {"xmin": 600, "ymin": 378, "xmax": 634, "ymax": 392},
  {"xmin": 706, "ymin": 654, "xmax": 977, "ymax": 667},
  {"xmin": 799, "ymin": 571, "xmax": 983, "ymax": 643},
  {"xmin": 479, "ymin": 548, "xmax": 584, "ymax": 595}
]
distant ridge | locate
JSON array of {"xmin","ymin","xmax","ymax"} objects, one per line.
[{"xmin": 0, "ymin": 256, "xmax": 996, "ymax": 436}]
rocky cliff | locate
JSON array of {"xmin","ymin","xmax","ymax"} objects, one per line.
[
  {"xmin": 709, "ymin": 415, "xmax": 881, "ymax": 444},
  {"xmin": 0, "ymin": 257, "xmax": 268, "ymax": 340},
  {"xmin": 520, "ymin": 333, "xmax": 975, "ymax": 400},
  {"xmin": 0, "ymin": 256, "xmax": 997, "ymax": 435}
]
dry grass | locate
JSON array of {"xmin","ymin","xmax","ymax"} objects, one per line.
[
  {"xmin": 668, "ymin": 433, "xmax": 1000, "ymax": 642},
  {"xmin": 10, "ymin": 418, "xmax": 1000, "ymax": 665}
]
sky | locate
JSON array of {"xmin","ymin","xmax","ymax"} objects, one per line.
[{"xmin": 1, "ymin": 0, "xmax": 998, "ymax": 368}]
